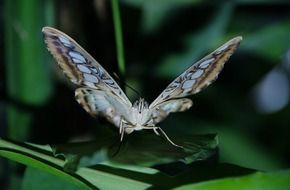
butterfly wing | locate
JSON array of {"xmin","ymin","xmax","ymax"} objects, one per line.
[
  {"xmin": 151, "ymin": 98, "xmax": 193, "ymax": 124},
  {"xmin": 75, "ymin": 88, "xmax": 131, "ymax": 128},
  {"xmin": 42, "ymin": 27, "xmax": 132, "ymax": 107},
  {"xmin": 149, "ymin": 37, "xmax": 242, "ymax": 110}
]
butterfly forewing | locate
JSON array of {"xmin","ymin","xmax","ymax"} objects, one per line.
[
  {"xmin": 149, "ymin": 37, "xmax": 242, "ymax": 109},
  {"xmin": 42, "ymin": 27, "xmax": 132, "ymax": 107}
]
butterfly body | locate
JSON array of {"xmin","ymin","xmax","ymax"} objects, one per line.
[
  {"xmin": 130, "ymin": 98, "xmax": 152, "ymax": 130},
  {"xmin": 43, "ymin": 27, "xmax": 242, "ymax": 147}
]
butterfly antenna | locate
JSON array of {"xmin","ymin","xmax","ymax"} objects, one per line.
[{"xmin": 113, "ymin": 72, "xmax": 141, "ymax": 97}]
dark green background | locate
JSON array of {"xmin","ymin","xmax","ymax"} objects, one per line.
[{"xmin": 1, "ymin": 0, "xmax": 290, "ymax": 189}]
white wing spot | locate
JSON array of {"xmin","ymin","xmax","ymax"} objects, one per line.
[
  {"xmin": 69, "ymin": 51, "xmax": 86, "ymax": 63},
  {"xmin": 91, "ymin": 67, "xmax": 104, "ymax": 77},
  {"xmin": 83, "ymin": 81, "xmax": 96, "ymax": 88},
  {"xmin": 218, "ymin": 44, "xmax": 229, "ymax": 52},
  {"xmin": 58, "ymin": 36, "xmax": 72, "ymax": 47},
  {"xmin": 215, "ymin": 44, "xmax": 229, "ymax": 55},
  {"xmin": 98, "ymin": 67, "xmax": 105, "ymax": 76},
  {"xmin": 77, "ymin": 64, "xmax": 91, "ymax": 73},
  {"xmin": 103, "ymin": 79, "xmax": 114, "ymax": 85},
  {"xmin": 91, "ymin": 68, "xmax": 98, "ymax": 73},
  {"xmin": 191, "ymin": 69, "xmax": 204, "ymax": 79},
  {"xmin": 182, "ymin": 79, "xmax": 196, "ymax": 90},
  {"xmin": 84, "ymin": 73, "xmax": 99, "ymax": 83},
  {"xmin": 199, "ymin": 58, "xmax": 214, "ymax": 69},
  {"xmin": 72, "ymin": 58, "xmax": 85, "ymax": 64}
]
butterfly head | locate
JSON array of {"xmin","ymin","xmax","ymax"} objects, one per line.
[{"xmin": 133, "ymin": 98, "xmax": 149, "ymax": 114}]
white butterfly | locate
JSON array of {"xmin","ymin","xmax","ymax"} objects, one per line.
[{"xmin": 42, "ymin": 27, "xmax": 242, "ymax": 148}]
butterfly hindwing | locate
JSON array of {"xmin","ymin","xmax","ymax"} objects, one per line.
[
  {"xmin": 75, "ymin": 87, "xmax": 131, "ymax": 128},
  {"xmin": 151, "ymin": 98, "xmax": 193, "ymax": 124},
  {"xmin": 42, "ymin": 27, "xmax": 132, "ymax": 107},
  {"xmin": 149, "ymin": 37, "xmax": 242, "ymax": 109}
]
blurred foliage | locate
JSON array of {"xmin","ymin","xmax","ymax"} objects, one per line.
[
  {"xmin": 1, "ymin": 138, "xmax": 289, "ymax": 189},
  {"xmin": 1, "ymin": 0, "xmax": 290, "ymax": 189},
  {"xmin": 5, "ymin": 0, "xmax": 54, "ymax": 140},
  {"xmin": 3, "ymin": 0, "xmax": 55, "ymax": 189}
]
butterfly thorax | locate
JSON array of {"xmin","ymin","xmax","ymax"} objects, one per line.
[{"xmin": 130, "ymin": 98, "xmax": 153, "ymax": 130}]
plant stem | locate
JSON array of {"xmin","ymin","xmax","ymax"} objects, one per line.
[{"xmin": 111, "ymin": 0, "xmax": 126, "ymax": 77}]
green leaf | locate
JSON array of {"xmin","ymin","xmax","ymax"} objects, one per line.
[
  {"xmin": 0, "ymin": 135, "xmax": 216, "ymax": 189},
  {"xmin": 0, "ymin": 138, "xmax": 93, "ymax": 189},
  {"xmin": 22, "ymin": 167, "xmax": 81, "ymax": 190},
  {"xmin": 174, "ymin": 169, "xmax": 290, "ymax": 190},
  {"xmin": 0, "ymin": 138, "xmax": 155, "ymax": 189},
  {"xmin": 1, "ymin": 138, "xmax": 288, "ymax": 190},
  {"xmin": 52, "ymin": 133, "xmax": 218, "ymax": 168},
  {"xmin": 218, "ymin": 128, "xmax": 285, "ymax": 171}
]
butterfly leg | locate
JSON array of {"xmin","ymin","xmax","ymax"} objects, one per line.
[
  {"xmin": 153, "ymin": 127, "xmax": 160, "ymax": 136},
  {"xmin": 156, "ymin": 127, "xmax": 183, "ymax": 148},
  {"xmin": 141, "ymin": 125, "xmax": 159, "ymax": 135},
  {"xmin": 119, "ymin": 118, "xmax": 134, "ymax": 141},
  {"xmin": 119, "ymin": 118, "xmax": 127, "ymax": 142},
  {"xmin": 142, "ymin": 126, "xmax": 183, "ymax": 148}
]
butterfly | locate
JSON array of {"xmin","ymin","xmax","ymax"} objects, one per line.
[{"xmin": 42, "ymin": 26, "xmax": 242, "ymax": 148}]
